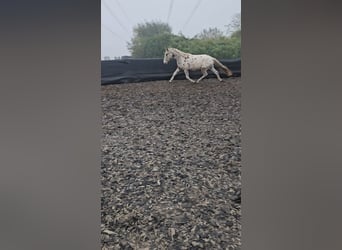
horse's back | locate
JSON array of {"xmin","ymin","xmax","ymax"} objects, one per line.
[
  {"xmin": 192, "ymin": 54, "xmax": 215, "ymax": 67},
  {"xmin": 176, "ymin": 52, "xmax": 215, "ymax": 70}
]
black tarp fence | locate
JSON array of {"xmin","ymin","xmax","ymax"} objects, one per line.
[{"xmin": 101, "ymin": 58, "xmax": 241, "ymax": 85}]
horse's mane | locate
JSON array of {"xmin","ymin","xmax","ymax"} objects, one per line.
[{"xmin": 169, "ymin": 48, "xmax": 191, "ymax": 56}]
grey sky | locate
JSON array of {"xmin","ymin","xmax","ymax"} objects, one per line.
[{"xmin": 101, "ymin": 0, "xmax": 241, "ymax": 59}]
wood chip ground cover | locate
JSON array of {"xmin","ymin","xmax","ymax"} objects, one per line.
[{"xmin": 101, "ymin": 78, "xmax": 241, "ymax": 249}]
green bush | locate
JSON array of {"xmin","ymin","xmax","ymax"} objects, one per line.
[{"xmin": 128, "ymin": 21, "xmax": 240, "ymax": 59}]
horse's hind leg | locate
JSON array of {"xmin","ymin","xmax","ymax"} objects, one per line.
[
  {"xmin": 210, "ymin": 65, "xmax": 223, "ymax": 82},
  {"xmin": 184, "ymin": 69, "xmax": 195, "ymax": 83},
  {"xmin": 169, "ymin": 67, "xmax": 180, "ymax": 82},
  {"xmin": 196, "ymin": 67, "xmax": 208, "ymax": 83}
]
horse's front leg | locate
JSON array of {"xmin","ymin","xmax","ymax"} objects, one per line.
[
  {"xmin": 184, "ymin": 69, "xmax": 195, "ymax": 83},
  {"xmin": 169, "ymin": 67, "xmax": 180, "ymax": 83}
]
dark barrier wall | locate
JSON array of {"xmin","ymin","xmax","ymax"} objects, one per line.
[{"xmin": 101, "ymin": 58, "xmax": 241, "ymax": 85}]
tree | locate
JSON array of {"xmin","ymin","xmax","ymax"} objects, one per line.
[
  {"xmin": 225, "ymin": 13, "xmax": 241, "ymax": 36},
  {"xmin": 127, "ymin": 20, "xmax": 241, "ymax": 59},
  {"xmin": 230, "ymin": 29, "xmax": 241, "ymax": 39},
  {"xmin": 127, "ymin": 21, "xmax": 173, "ymax": 58},
  {"xmin": 194, "ymin": 27, "xmax": 224, "ymax": 39}
]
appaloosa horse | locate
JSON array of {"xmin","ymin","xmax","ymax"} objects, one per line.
[{"xmin": 163, "ymin": 48, "xmax": 233, "ymax": 83}]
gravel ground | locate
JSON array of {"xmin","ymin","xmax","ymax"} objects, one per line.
[{"xmin": 101, "ymin": 77, "xmax": 241, "ymax": 250}]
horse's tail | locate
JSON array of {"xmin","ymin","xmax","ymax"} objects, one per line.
[{"xmin": 213, "ymin": 58, "xmax": 233, "ymax": 77}]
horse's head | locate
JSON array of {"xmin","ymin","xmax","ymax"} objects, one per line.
[{"xmin": 163, "ymin": 48, "xmax": 173, "ymax": 64}]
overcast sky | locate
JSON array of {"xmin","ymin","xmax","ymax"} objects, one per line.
[{"xmin": 101, "ymin": 0, "xmax": 241, "ymax": 59}]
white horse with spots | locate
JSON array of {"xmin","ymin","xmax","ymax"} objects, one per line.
[{"xmin": 163, "ymin": 48, "xmax": 233, "ymax": 83}]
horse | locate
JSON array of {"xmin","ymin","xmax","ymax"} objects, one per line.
[{"xmin": 163, "ymin": 48, "xmax": 233, "ymax": 83}]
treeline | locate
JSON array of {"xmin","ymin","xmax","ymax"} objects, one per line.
[{"xmin": 127, "ymin": 21, "xmax": 241, "ymax": 59}]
